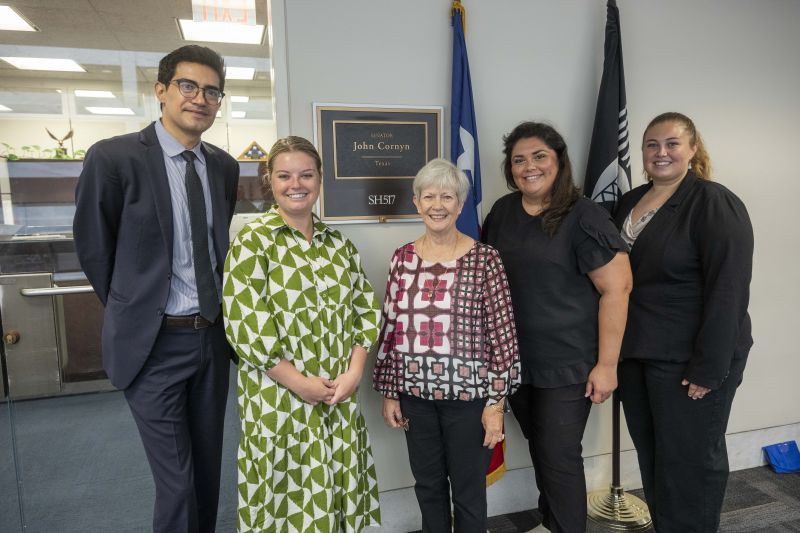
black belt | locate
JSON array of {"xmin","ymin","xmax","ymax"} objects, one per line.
[{"xmin": 163, "ymin": 314, "xmax": 219, "ymax": 329}]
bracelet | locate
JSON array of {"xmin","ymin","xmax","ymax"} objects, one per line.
[{"xmin": 490, "ymin": 400, "xmax": 506, "ymax": 414}]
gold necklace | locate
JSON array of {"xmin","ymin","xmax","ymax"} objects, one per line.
[{"xmin": 420, "ymin": 233, "xmax": 460, "ymax": 263}]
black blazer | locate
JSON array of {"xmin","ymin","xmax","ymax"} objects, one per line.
[
  {"xmin": 73, "ymin": 122, "xmax": 240, "ymax": 389},
  {"xmin": 613, "ymin": 172, "xmax": 753, "ymax": 390}
]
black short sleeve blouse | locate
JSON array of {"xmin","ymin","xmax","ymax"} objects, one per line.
[{"xmin": 483, "ymin": 193, "xmax": 628, "ymax": 387}]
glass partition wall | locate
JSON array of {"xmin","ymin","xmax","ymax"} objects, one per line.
[{"xmin": 0, "ymin": 2, "xmax": 275, "ymax": 530}]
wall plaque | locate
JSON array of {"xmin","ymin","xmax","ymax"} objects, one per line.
[{"xmin": 313, "ymin": 103, "xmax": 442, "ymax": 222}]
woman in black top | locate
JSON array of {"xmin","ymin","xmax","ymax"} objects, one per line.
[
  {"xmin": 483, "ymin": 122, "xmax": 632, "ymax": 533},
  {"xmin": 613, "ymin": 112, "xmax": 753, "ymax": 533}
]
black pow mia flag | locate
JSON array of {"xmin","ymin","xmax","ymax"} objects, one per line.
[{"xmin": 584, "ymin": 0, "xmax": 631, "ymax": 214}]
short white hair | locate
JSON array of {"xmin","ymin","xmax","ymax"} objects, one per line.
[{"xmin": 412, "ymin": 158, "xmax": 470, "ymax": 204}]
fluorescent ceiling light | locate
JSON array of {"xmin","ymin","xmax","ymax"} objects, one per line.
[
  {"xmin": 177, "ymin": 19, "xmax": 265, "ymax": 45},
  {"xmin": 231, "ymin": 111, "xmax": 246, "ymax": 119},
  {"xmin": 1, "ymin": 57, "xmax": 85, "ymax": 72},
  {"xmin": 225, "ymin": 67, "xmax": 255, "ymax": 80},
  {"xmin": 85, "ymin": 106, "xmax": 135, "ymax": 115},
  {"xmin": 0, "ymin": 6, "xmax": 38, "ymax": 32},
  {"xmin": 0, "ymin": 104, "xmax": 12, "ymax": 112},
  {"xmin": 230, "ymin": 95, "xmax": 250, "ymax": 103},
  {"xmin": 75, "ymin": 90, "xmax": 115, "ymax": 99}
]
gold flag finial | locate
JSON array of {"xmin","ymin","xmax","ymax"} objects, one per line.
[{"xmin": 451, "ymin": 0, "xmax": 466, "ymax": 35}]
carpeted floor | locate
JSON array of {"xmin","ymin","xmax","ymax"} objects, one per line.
[
  {"xmin": 2, "ymin": 382, "xmax": 798, "ymax": 533},
  {"xmin": 472, "ymin": 466, "xmax": 800, "ymax": 533},
  {"xmin": 408, "ymin": 466, "xmax": 800, "ymax": 533},
  {"xmin": 0, "ymin": 382, "xmax": 240, "ymax": 533}
]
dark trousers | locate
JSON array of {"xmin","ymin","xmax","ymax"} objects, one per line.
[
  {"xmin": 400, "ymin": 394, "xmax": 493, "ymax": 533},
  {"xmin": 124, "ymin": 321, "xmax": 230, "ymax": 533},
  {"xmin": 618, "ymin": 357, "xmax": 746, "ymax": 533},
  {"xmin": 509, "ymin": 383, "xmax": 591, "ymax": 533}
]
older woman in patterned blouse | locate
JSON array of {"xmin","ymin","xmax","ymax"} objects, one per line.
[
  {"xmin": 373, "ymin": 158, "xmax": 520, "ymax": 533},
  {"xmin": 223, "ymin": 136, "xmax": 381, "ymax": 532}
]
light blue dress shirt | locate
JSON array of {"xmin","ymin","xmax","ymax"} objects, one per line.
[{"xmin": 154, "ymin": 120, "xmax": 221, "ymax": 316}]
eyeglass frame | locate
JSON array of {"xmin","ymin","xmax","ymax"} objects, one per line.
[{"xmin": 167, "ymin": 78, "xmax": 225, "ymax": 105}]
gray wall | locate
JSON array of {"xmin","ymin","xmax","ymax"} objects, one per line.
[{"xmin": 270, "ymin": 0, "xmax": 800, "ymax": 491}]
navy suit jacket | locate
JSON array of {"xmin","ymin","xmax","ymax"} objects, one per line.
[
  {"xmin": 73, "ymin": 122, "xmax": 240, "ymax": 389},
  {"xmin": 613, "ymin": 172, "xmax": 753, "ymax": 390}
]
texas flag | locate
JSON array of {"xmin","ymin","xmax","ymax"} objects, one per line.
[{"xmin": 451, "ymin": 5, "xmax": 482, "ymax": 240}]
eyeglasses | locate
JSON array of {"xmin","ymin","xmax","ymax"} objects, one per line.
[{"xmin": 169, "ymin": 79, "xmax": 224, "ymax": 105}]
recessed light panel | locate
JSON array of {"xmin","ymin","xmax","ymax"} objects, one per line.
[
  {"xmin": 230, "ymin": 96, "xmax": 250, "ymax": 103},
  {"xmin": 0, "ymin": 6, "xmax": 38, "ymax": 32},
  {"xmin": 225, "ymin": 67, "xmax": 255, "ymax": 81},
  {"xmin": 75, "ymin": 90, "xmax": 115, "ymax": 99},
  {"xmin": 177, "ymin": 19, "xmax": 265, "ymax": 45},
  {"xmin": 85, "ymin": 106, "xmax": 135, "ymax": 115},
  {"xmin": 0, "ymin": 104, "xmax": 12, "ymax": 112},
  {"xmin": 1, "ymin": 57, "xmax": 85, "ymax": 72}
]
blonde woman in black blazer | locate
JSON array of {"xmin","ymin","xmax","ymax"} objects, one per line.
[{"xmin": 613, "ymin": 112, "xmax": 753, "ymax": 533}]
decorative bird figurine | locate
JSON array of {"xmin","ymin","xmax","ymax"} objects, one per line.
[{"xmin": 46, "ymin": 128, "xmax": 74, "ymax": 157}]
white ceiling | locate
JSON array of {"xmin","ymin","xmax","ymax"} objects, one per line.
[
  {"xmin": 0, "ymin": 0, "xmax": 271, "ymax": 91},
  {"xmin": 2, "ymin": 0, "xmax": 270, "ymax": 56}
]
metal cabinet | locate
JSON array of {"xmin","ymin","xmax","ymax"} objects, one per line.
[
  {"xmin": 0, "ymin": 240, "xmax": 113, "ymax": 400},
  {"xmin": 1, "ymin": 273, "xmax": 62, "ymax": 398}
]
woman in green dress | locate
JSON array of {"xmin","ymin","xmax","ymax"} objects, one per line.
[{"xmin": 223, "ymin": 136, "xmax": 381, "ymax": 532}]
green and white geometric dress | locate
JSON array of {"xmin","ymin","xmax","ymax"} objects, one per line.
[{"xmin": 223, "ymin": 206, "xmax": 382, "ymax": 532}]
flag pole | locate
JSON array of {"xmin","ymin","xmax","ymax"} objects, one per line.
[
  {"xmin": 586, "ymin": 391, "xmax": 651, "ymax": 530},
  {"xmin": 450, "ymin": 0, "xmax": 498, "ymax": 485},
  {"xmin": 451, "ymin": 0, "xmax": 466, "ymax": 33},
  {"xmin": 584, "ymin": 1, "xmax": 652, "ymax": 529}
]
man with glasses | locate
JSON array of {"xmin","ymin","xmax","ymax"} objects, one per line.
[{"xmin": 74, "ymin": 45, "xmax": 239, "ymax": 533}]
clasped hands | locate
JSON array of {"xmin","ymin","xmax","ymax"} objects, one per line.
[{"xmin": 297, "ymin": 369, "xmax": 361, "ymax": 406}]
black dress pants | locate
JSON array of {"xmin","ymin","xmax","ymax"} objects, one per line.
[
  {"xmin": 400, "ymin": 394, "xmax": 493, "ymax": 533},
  {"xmin": 509, "ymin": 383, "xmax": 592, "ymax": 533},
  {"xmin": 618, "ymin": 357, "xmax": 746, "ymax": 533},
  {"xmin": 124, "ymin": 321, "xmax": 230, "ymax": 533}
]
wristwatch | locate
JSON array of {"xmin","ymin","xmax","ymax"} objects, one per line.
[{"xmin": 490, "ymin": 399, "xmax": 509, "ymax": 414}]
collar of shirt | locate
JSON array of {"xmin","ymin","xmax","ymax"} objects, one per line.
[
  {"xmin": 154, "ymin": 119, "xmax": 207, "ymax": 167},
  {"xmin": 260, "ymin": 204, "xmax": 333, "ymax": 240}
]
